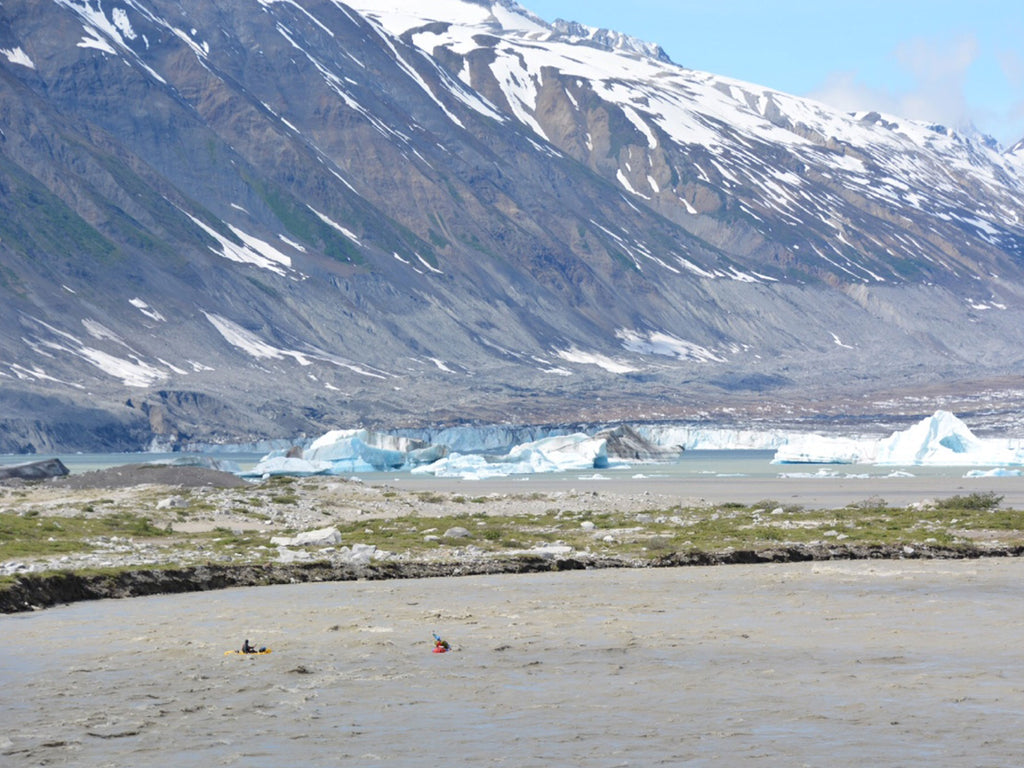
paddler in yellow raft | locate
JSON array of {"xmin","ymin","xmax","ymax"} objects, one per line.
[{"xmin": 225, "ymin": 638, "xmax": 271, "ymax": 655}]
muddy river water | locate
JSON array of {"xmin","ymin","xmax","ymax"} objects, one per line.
[{"xmin": 3, "ymin": 559, "xmax": 1023, "ymax": 766}]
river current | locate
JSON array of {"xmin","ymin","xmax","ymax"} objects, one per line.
[{"xmin": 3, "ymin": 559, "xmax": 1023, "ymax": 766}]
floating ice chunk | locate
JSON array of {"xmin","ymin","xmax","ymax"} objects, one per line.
[
  {"xmin": 773, "ymin": 436, "xmax": 868, "ymax": 464},
  {"xmin": 414, "ymin": 453, "xmax": 498, "ymax": 479},
  {"xmin": 308, "ymin": 428, "xmax": 446, "ymax": 469},
  {"xmin": 243, "ymin": 428, "xmax": 447, "ymax": 476},
  {"xmin": 413, "ymin": 433, "xmax": 608, "ymax": 479},
  {"xmin": 773, "ymin": 411, "xmax": 1024, "ymax": 466},
  {"xmin": 308, "ymin": 428, "xmax": 408, "ymax": 468},
  {"xmin": 247, "ymin": 455, "xmax": 335, "ymax": 477},
  {"xmin": 506, "ymin": 434, "xmax": 608, "ymax": 472}
]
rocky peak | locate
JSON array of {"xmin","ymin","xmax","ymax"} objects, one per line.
[
  {"xmin": 0, "ymin": 0, "xmax": 1023, "ymax": 452},
  {"xmin": 550, "ymin": 19, "xmax": 673, "ymax": 62}
]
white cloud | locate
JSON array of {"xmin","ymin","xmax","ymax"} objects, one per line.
[
  {"xmin": 1000, "ymin": 50, "xmax": 1024, "ymax": 88},
  {"xmin": 893, "ymin": 34, "xmax": 976, "ymax": 127},
  {"xmin": 997, "ymin": 50, "xmax": 1024, "ymax": 144},
  {"xmin": 809, "ymin": 34, "xmax": 979, "ymax": 135}
]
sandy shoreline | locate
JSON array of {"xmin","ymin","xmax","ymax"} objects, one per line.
[
  {"xmin": 12, "ymin": 455, "xmax": 1024, "ymax": 511},
  {"xmin": 384, "ymin": 470, "xmax": 1024, "ymax": 510}
]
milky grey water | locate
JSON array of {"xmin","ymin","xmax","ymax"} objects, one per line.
[
  {"xmin": 1, "ymin": 447, "xmax": 1011, "ymax": 479},
  {"xmin": 8, "ymin": 448, "xmax": 1024, "ymax": 512},
  {"xmin": 3, "ymin": 559, "xmax": 1023, "ymax": 766}
]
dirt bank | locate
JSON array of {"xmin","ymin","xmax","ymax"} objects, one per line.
[{"xmin": 4, "ymin": 542, "xmax": 1021, "ymax": 613}]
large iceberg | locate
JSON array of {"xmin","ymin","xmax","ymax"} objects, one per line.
[
  {"xmin": 243, "ymin": 428, "xmax": 447, "ymax": 477},
  {"xmin": 243, "ymin": 429, "xmax": 611, "ymax": 479},
  {"xmin": 773, "ymin": 411, "xmax": 1024, "ymax": 466},
  {"xmin": 411, "ymin": 433, "xmax": 610, "ymax": 479}
]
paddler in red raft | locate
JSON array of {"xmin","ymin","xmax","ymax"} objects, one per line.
[{"xmin": 432, "ymin": 633, "xmax": 451, "ymax": 653}]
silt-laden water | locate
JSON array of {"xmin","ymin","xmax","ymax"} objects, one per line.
[{"xmin": 3, "ymin": 560, "xmax": 1023, "ymax": 766}]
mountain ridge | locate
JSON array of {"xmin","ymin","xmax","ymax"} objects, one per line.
[{"xmin": 1, "ymin": 0, "xmax": 1023, "ymax": 452}]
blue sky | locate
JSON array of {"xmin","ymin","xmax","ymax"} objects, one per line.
[{"xmin": 522, "ymin": 0, "xmax": 1024, "ymax": 147}]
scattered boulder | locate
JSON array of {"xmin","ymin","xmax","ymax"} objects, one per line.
[
  {"xmin": 342, "ymin": 543, "xmax": 378, "ymax": 565},
  {"xmin": 271, "ymin": 527, "xmax": 342, "ymax": 547},
  {"xmin": 443, "ymin": 526, "xmax": 471, "ymax": 539},
  {"xmin": 529, "ymin": 544, "xmax": 574, "ymax": 559},
  {"xmin": 156, "ymin": 496, "xmax": 188, "ymax": 510},
  {"xmin": 275, "ymin": 547, "xmax": 312, "ymax": 563}
]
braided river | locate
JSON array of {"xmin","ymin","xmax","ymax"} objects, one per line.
[{"xmin": 4, "ymin": 559, "xmax": 1023, "ymax": 766}]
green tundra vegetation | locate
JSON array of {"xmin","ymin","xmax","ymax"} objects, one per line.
[{"xmin": 1, "ymin": 488, "xmax": 1019, "ymax": 585}]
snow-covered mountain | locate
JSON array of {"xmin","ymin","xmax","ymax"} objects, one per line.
[{"xmin": 1, "ymin": 0, "xmax": 1024, "ymax": 452}]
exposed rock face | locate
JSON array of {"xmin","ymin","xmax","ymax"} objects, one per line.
[
  {"xmin": 0, "ymin": 1, "xmax": 1023, "ymax": 451},
  {"xmin": 0, "ymin": 459, "xmax": 69, "ymax": 481},
  {"xmin": 597, "ymin": 425, "xmax": 681, "ymax": 461}
]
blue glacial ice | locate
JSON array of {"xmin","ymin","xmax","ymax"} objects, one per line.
[{"xmin": 772, "ymin": 410, "xmax": 1024, "ymax": 466}]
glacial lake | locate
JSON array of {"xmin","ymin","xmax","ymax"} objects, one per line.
[
  {"xmin": 1, "ymin": 448, "xmax": 1015, "ymax": 479},
  {"xmin": 4, "ymin": 449, "xmax": 1024, "ymax": 510}
]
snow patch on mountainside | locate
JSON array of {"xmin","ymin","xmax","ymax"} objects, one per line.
[
  {"xmin": 617, "ymin": 329, "xmax": 726, "ymax": 363},
  {"xmin": 555, "ymin": 347, "xmax": 636, "ymax": 374},
  {"xmin": 202, "ymin": 312, "xmax": 392, "ymax": 380},
  {"xmin": 14, "ymin": 316, "xmax": 169, "ymax": 388},
  {"xmin": 1, "ymin": 46, "xmax": 35, "ymax": 68},
  {"xmin": 187, "ymin": 215, "xmax": 295, "ymax": 277},
  {"xmin": 130, "ymin": 298, "xmax": 166, "ymax": 322},
  {"xmin": 203, "ymin": 312, "xmax": 312, "ymax": 365}
]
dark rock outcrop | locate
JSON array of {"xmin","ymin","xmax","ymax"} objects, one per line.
[
  {"xmin": 597, "ymin": 424, "xmax": 682, "ymax": 461},
  {"xmin": 0, "ymin": 458, "xmax": 69, "ymax": 482}
]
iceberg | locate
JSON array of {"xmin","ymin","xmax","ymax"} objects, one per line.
[
  {"xmin": 965, "ymin": 468, "xmax": 1022, "ymax": 478},
  {"xmin": 243, "ymin": 455, "xmax": 337, "ymax": 477},
  {"xmin": 306, "ymin": 428, "xmax": 446, "ymax": 468},
  {"xmin": 773, "ymin": 411, "xmax": 1024, "ymax": 466},
  {"xmin": 242, "ymin": 428, "xmax": 447, "ymax": 477},
  {"xmin": 506, "ymin": 433, "xmax": 609, "ymax": 471},
  {"xmin": 412, "ymin": 433, "xmax": 610, "ymax": 479},
  {"xmin": 238, "ymin": 411, "xmax": 1024, "ymax": 481}
]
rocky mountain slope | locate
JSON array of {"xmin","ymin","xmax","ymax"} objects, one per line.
[{"xmin": 1, "ymin": 0, "xmax": 1023, "ymax": 452}]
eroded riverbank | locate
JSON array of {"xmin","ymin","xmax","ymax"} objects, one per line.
[{"xmin": 3, "ymin": 462, "xmax": 1024, "ymax": 612}]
